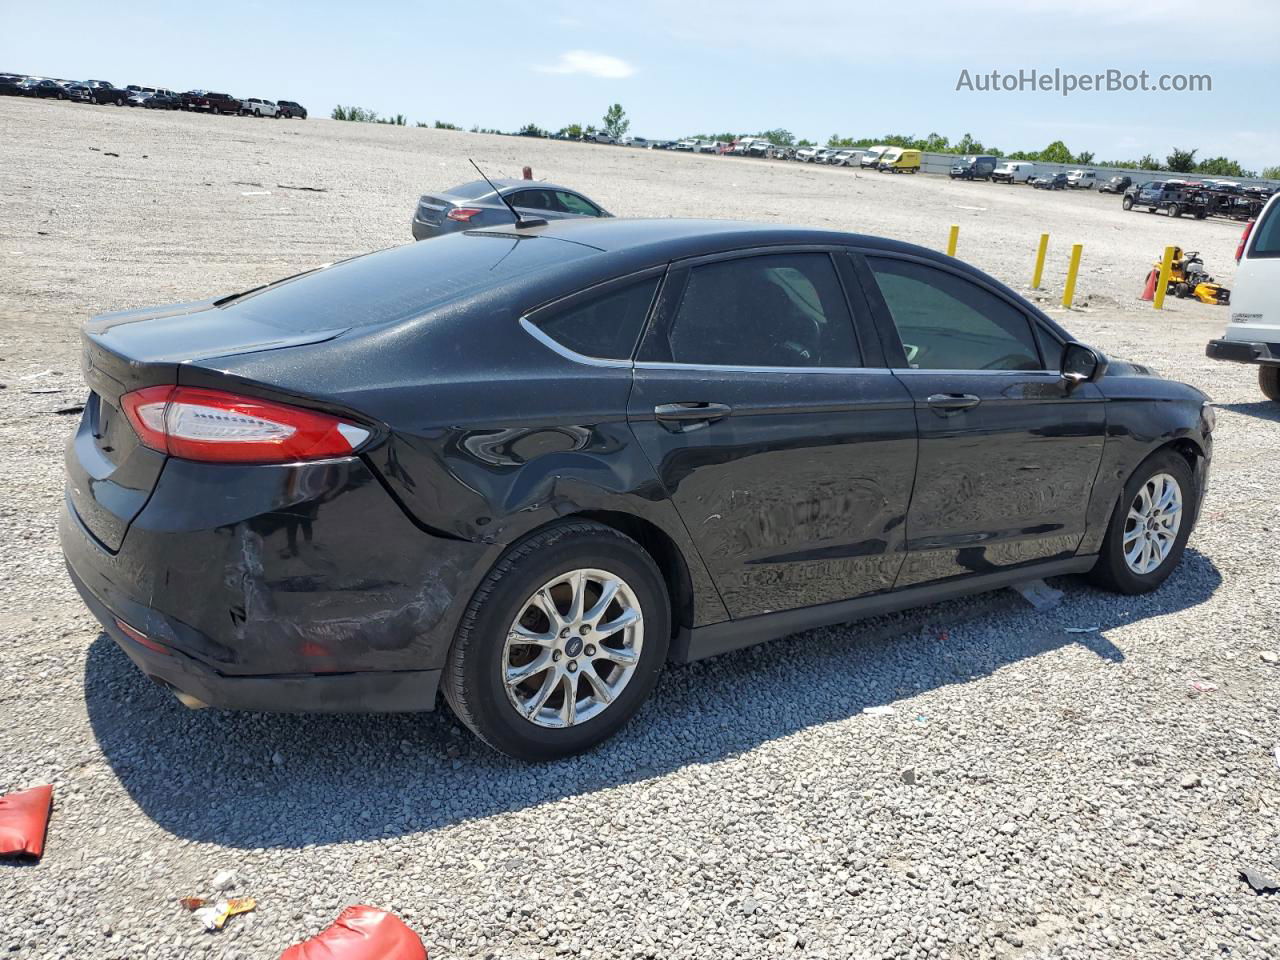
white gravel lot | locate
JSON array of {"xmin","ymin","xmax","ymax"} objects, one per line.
[{"xmin": 1, "ymin": 98, "xmax": 1278, "ymax": 959}]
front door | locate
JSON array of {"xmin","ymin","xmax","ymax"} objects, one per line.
[
  {"xmin": 627, "ymin": 248, "xmax": 918, "ymax": 619},
  {"xmin": 855, "ymin": 252, "xmax": 1107, "ymax": 588}
]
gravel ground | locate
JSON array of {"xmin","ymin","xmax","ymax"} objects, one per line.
[{"xmin": 1, "ymin": 98, "xmax": 1278, "ymax": 959}]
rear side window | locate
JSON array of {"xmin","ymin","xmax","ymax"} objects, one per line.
[
  {"xmin": 1250, "ymin": 202, "xmax": 1280, "ymax": 258},
  {"xmin": 556, "ymin": 192, "xmax": 602, "ymax": 216},
  {"xmin": 531, "ymin": 278, "xmax": 659, "ymax": 360},
  {"xmin": 867, "ymin": 257, "xmax": 1042, "ymax": 371},
  {"xmin": 657, "ymin": 253, "xmax": 861, "ymax": 368}
]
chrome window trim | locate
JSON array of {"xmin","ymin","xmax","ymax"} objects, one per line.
[
  {"xmin": 635, "ymin": 360, "xmax": 892, "ymax": 375},
  {"xmin": 518, "ymin": 316, "xmax": 633, "ymax": 369}
]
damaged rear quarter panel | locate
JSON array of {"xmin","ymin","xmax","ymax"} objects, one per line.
[{"xmin": 122, "ymin": 457, "xmax": 495, "ymax": 674}]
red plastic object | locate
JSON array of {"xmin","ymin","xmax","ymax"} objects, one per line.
[
  {"xmin": 0, "ymin": 784, "xmax": 53, "ymax": 859},
  {"xmin": 279, "ymin": 906, "xmax": 427, "ymax": 960},
  {"xmin": 1140, "ymin": 268, "xmax": 1158, "ymax": 301}
]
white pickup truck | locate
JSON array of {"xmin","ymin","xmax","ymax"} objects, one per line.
[
  {"xmin": 241, "ymin": 97, "xmax": 279, "ymax": 118},
  {"xmin": 1206, "ymin": 192, "xmax": 1280, "ymax": 400}
]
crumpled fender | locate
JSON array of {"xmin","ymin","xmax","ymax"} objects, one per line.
[
  {"xmin": 0, "ymin": 784, "xmax": 53, "ymax": 859},
  {"xmin": 280, "ymin": 906, "xmax": 427, "ymax": 960}
]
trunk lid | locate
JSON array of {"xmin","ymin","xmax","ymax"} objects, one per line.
[{"xmin": 67, "ymin": 298, "xmax": 347, "ymax": 551}]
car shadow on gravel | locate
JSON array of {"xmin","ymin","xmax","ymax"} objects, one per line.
[
  {"xmin": 1215, "ymin": 401, "xmax": 1280, "ymax": 423},
  {"xmin": 84, "ymin": 547, "xmax": 1221, "ymax": 849}
]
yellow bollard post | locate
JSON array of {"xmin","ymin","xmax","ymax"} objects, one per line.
[
  {"xmin": 1153, "ymin": 245, "xmax": 1176, "ymax": 310},
  {"xmin": 946, "ymin": 224, "xmax": 959, "ymax": 257},
  {"xmin": 1031, "ymin": 233, "xmax": 1049, "ymax": 289},
  {"xmin": 1061, "ymin": 243, "xmax": 1083, "ymax": 308}
]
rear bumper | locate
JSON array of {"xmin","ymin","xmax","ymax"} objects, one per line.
[
  {"xmin": 68, "ymin": 561, "xmax": 440, "ymax": 711},
  {"xmin": 410, "ymin": 215, "xmax": 451, "ymax": 241},
  {"xmin": 1206, "ymin": 339, "xmax": 1280, "ymax": 365}
]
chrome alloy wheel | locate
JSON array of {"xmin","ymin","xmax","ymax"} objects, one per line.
[
  {"xmin": 1123, "ymin": 473, "xmax": 1183, "ymax": 575},
  {"xmin": 502, "ymin": 569, "xmax": 644, "ymax": 728}
]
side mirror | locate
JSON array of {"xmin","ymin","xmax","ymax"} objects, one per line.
[{"xmin": 1061, "ymin": 342, "xmax": 1107, "ymax": 389}]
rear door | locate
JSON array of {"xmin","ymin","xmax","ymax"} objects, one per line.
[
  {"xmin": 1228, "ymin": 193, "xmax": 1280, "ymax": 345},
  {"xmin": 854, "ymin": 252, "xmax": 1106, "ymax": 588},
  {"xmin": 627, "ymin": 247, "xmax": 918, "ymax": 619}
]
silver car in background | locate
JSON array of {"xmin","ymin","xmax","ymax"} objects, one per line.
[{"xmin": 410, "ymin": 179, "xmax": 612, "ymax": 240}]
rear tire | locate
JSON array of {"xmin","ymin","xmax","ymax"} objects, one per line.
[
  {"xmin": 443, "ymin": 520, "xmax": 670, "ymax": 761},
  {"xmin": 1260, "ymin": 366, "xmax": 1280, "ymax": 402},
  {"xmin": 1169, "ymin": 203, "xmax": 1182, "ymax": 218},
  {"xmin": 1088, "ymin": 449, "xmax": 1195, "ymax": 594}
]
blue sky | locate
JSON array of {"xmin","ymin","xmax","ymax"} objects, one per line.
[{"xmin": 5, "ymin": 0, "xmax": 1277, "ymax": 170}]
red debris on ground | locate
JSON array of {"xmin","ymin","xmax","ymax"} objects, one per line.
[
  {"xmin": 279, "ymin": 906, "xmax": 427, "ymax": 960},
  {"xmin": 0, "ymin": 784, "xmax": 53, "ymax": 860}
]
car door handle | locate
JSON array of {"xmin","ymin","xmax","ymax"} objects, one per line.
[
  {"xmin": 653, "ymin": 402, "xmax": 733, "ymax": 423},
  {"xmin": 926, "ymin": 393, "xmax": 982, "ymax": 413}
]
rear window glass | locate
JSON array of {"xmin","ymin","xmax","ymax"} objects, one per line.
[
  {"xmin": 449, "ymin": 180, "xmax": 499, "ymax": 200},
  {"xmin": 219, "ymin": 234, "xmax": 595, "ymax": 332},
  {"xmin": 532, "ymin": 278, "xmax": 659, "ymax": 360},
  {"xmin": 1251, "ymin": 202, "xmax": 1280, "ymax": 258}
]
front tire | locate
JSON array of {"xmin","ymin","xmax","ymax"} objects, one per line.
[
  {"xmin": 1122, "ymin": 196, "xmax": 1134, "ymax": 210},
  {"xmin": 1088, "ymin": 449, "xmax": 1195, "ymax": 594},
  {"xmin": 1260, "ymin": 365, "xmax": 1280, "ymax": 402},
  {"xmin": 443, "ymin": 521, "xmax": 670, "ymax": 761}
]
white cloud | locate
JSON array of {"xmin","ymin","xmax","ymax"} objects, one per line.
[{"xmin": 535, "ymin": 50, "xmax": 635, "ymax": 79}]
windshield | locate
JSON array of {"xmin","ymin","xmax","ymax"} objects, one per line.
[{"xmin": 218, "ymin": 234, "xmax": 596, "ymax": 332}]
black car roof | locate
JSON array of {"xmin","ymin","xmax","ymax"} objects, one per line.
[{"xmin": 469, "ymin": 217, "xmax": 939, "ymax": 264}]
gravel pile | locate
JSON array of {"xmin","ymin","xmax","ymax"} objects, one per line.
[{"xmin": 2, "ymin": 99, "xmax": 1277, "ymax": 959}]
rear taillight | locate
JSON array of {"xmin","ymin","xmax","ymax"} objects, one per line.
[
  {"xmin": 1236, "ymin": 220, "xmax": 1254, "ymax": 262},
  {"xmin": 446, "ymin": 207, "xmax": 482, "ymax": 222},
  {"xmin": 120, "ymin": 386, "xmax": 370, "ymax": 464}
]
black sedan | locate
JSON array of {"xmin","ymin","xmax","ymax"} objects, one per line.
[
  {"xmin": 23, "ymin": 78, "xmax": 69, "ymax": 98},
  {"xmin": 1033, "ymin": 173, "xmax": 1069, "ymax": 190},
  {"xmin": 61, "ymin": 220, "xmax": 1212, "ymax": 760}
]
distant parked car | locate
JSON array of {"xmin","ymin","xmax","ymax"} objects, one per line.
[
  {"xmin": 0, "ymin": 75, "xmax": 24, "ymax": 96},
  {"xmin": 183, "ymin": 90, "xmax": 241, "ymax": 114},
  {"xmin": 878, "ymin": 148, "xmax": 921, "ymax": 173},
  {"xmin": 671, "ymin": 139, "xmax": 697, "ymax": 152},
  {"xmin": 411, "ymin": 178, "xmax": 613, "ymax": 241},
  {"xmin": 276, "ymin": 99, "xmax": 307, "ymax": 119},
  {"xmin": 619, "ymin": 136, "xmax": 648, "ymax": 148},
  {"xmin": 950, "ymin": 155, "xmax": 999, "ymax": 180},
  {"xmin": 860, "ymin": 145, "xmax": 890, "ymax": 168},
  {"xmin": 647, "ymin": 140, "xmax": 673, "ymax": 150},
  {"xmin": 142, "ymin": 89, "xmax": 180, "ymax": 109},
  {"xmin": 24, "ymin": 79, "xmax": 69, "ymax": 99},
  {"xmin": 1066, "ymin": 170, "xmax": 1097, "ymax": 190},
  {"xmin": 88, "ymin": 82, "xmax": 131, "ymax": 106},
  {"xmin": 796, "ymin": 147, "xmax": 819, "ymax": 162},
  {"xmin": 64, "ymin": 83, "xmax": 94, "ymax": 103},
  {"xmin": 1033, "ymin": 173, "xmax": 1069, "ymax": 190},
  {"xmin": 1099, "ymin": 175, "xmax": 1132, "ymax": 194},
  {"xmin": 992, "ymin": 161, "xmax": 1035, "ymax": 184},
  {"xmin": 241, "ymin": 97, "xmax": 279, "ymax": 118}
]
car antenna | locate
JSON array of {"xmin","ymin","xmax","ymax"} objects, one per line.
[{"xmin": 469, "ymin": 158, "xmax": 546, "ymax": 229}]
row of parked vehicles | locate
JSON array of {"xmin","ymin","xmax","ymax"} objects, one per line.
[{"xmin": 0, "ymin": 73, "xmax": 307, "ymax": 118}]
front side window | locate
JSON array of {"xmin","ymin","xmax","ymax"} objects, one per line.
[
  {"xmin": 867, "ymin": 257, "xmax": 1042, "ymax": 371},
  {"xmin": 659, "ymin": 253, "xmax": 860, "ymax": 368},
  {"xmin": 532, "ymin": 278, "xmax": 659, "ymax": 360}
]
